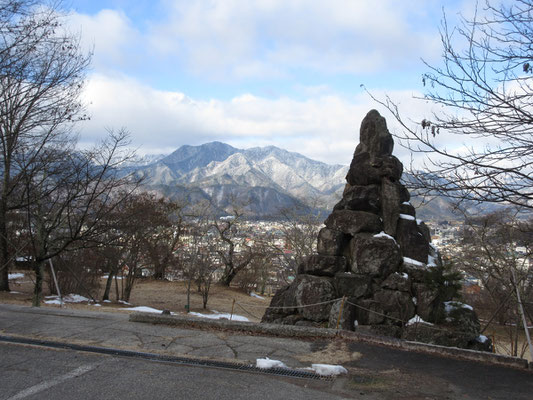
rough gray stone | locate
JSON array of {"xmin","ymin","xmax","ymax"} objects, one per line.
[
  {"xmin": 381, "ymin": 272, "xmax": 411, "ymax": 292},
  {"xmin": 334, "ymin": 184, "xmax": 381, "ymax": 213},
  {"xmin": 357, "ymin": 109, "xmax": 394, "ymax": 157},
  {"xmin": 373, "ymin": 289, "xmax": 416, "ymax": 323},
  {"xmin": 261, "ymin": 283, "xmax": 298, "ymax": 323},
  {"xmin": 297, "ymin": 254, "xmax": 347, "ymax": 277},
  {"xmin": 294, "ymin": 275, "xmax": 336, "ymax": 322},
  {"xmin": 328, "ymin": 298, "xmax": 358, "ymax": 330},
  {"xmin": 399, "ymin": 202, "xmax": 416, "ymax": 217},
  {"xmin": 381, "ymin": 178, "xmax": 401, "ymax": 236},
  {"xmin": 413, "ymin": 283, "xmax": 439, "ymax": 322},
  {"xmin": 353, "ymin": 299, "xmax": 385, "ymax": 325},
  {"xmin": 334, "ymin": 272, "xmax": 371, "ymax": 298},
  {"xmin": 346, "ymin": 152, "xmax": 403, "ymax": 186},
  {"xmin": 324, "ymin": 209, "xmax": 383, "ymax": 236},
  {"xmin": 316, "ymin": 227, "xmax": 349, "ymax": 256},
  {"xmin": 349, "ymin": 234, "xmax": 402, "ymax": 277},
  {"xmin": 396, "ymin": 217, "xmax": 429, "ymax": 264}
]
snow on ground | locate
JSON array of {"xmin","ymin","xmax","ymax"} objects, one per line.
[
  {"xmin": 256, "ymin": 358, "xmax": 287, "ymax": 369},
  {"xmin": 407, "ymin": 315, "xmax": 433, "ymax": 326},
  {"xmin": 118, "ymin": 300, "xmax": 131, "ymax": 305},
  {"xmin": 403, "ymin": 257, "xmax": 425, "ymax": 267},
  {"xmin": 102, "ymin": 275, "xmax": 123, "ymax": 280},
  {"xmin": 44, "ymin": 294, "xmax": 90, "ymax": 305},
  {"xmin": 444, "ymin": 301, "xmax": 473, "ymax": 313},
  {"xmin": 310, "ymin": 364, "xmax": 348, "ymax": 376},
  {"xmin": 189, "ymin": 310, "xmax": 249, "ymax": 322},
  {"xmin": 8, "ymin": 273, "xmax": 24, "ymax": 280},
  {"xmin": 103, "ymin": 300, "xmax": 111, "ymax": 303},
  {"xmin": 8, "ymin": 291, "xmax": 21, "ymax": 294},
  {"xmin": 250, "ymin": 292, "xmax": 265, "ymax": 300},
  {"xmin": 123, "ymin": 306, "xmax": 164, "ymax": 313}
]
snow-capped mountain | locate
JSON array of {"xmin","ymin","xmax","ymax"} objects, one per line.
[{"xmin": 133, "ymin": 141, "xmax": 348, "ymax": 216}]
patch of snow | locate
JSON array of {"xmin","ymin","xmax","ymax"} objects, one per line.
[
  {"xmin": 354, "ymin": 320, "xmax": 358, "ymax": 327},
  {"xmin": 118, "ymin": 300, "xmax": 131, "ymax": 305},
  {"xmin": 189, "ymin": 310, "xmax": 249, "ymax": 322},
  {"xmin": 444, "ymin": 301, "xmax": 473, "ymax": 313},
  {"xmin": 44, "ymin": 294, "xmax": 90, "ymax": 304},
  {"xmin": 8, "ymin": 273, "xmax": 24, "ymax": 279},
  {"xmin": 123, "ymin": 306, "xmax": 163, "ymax": 313},
  {"xmin": 477, "ymin": 335, "xmax": 489, "ymax": 344},
  {"xmin": 8, "ymin": 291, "xmax": 21, "ymax": 294},
  {"xmin": 311, "ymin": 364, "xmax": 348, "ymax": 376},
  {"xmin": 402, "ymin": 201, "xmax": 411, "ymax": 205},
  {"xmin": 403, "ymin": 257, "xmax": 425, "ymax": 267},
  {"xmin": 412, "ymin": 297, "xmax": 417, "ymax": 305},
  {"xmin": 103, "ymin": 300, "xmax": 111, "ymax": 303},
  {"xmin": 102, "ymin": 275, "xmax": 123, "ymax": 280},
  {"xmin": 407, "ymin": 315, "xmax": 433, "ymax": 326},
  {"xmin": 250, "ymin": 292, "xmax": 265, "ymax": 300},
  {"xmin": 93, "ymin": 304, "xmax": 101, "ymax": 307},
  {"xmin": 395, "ymin": 272, "xmax": 408, "ymax": 279},
  {"xmin": 416, "ymin": 219, "xmax": 423, "ymax": 225},
  {"xmin": 427, "ymin": 255, "xmax": 437, "ymax": 267},
  {"xmin": 256, "ymin": 358, "xmax": 287, "ymax": 369},
  {"xmin": 399, "ymin": 214, "xmax": 416, "ymax": 221},
  {"xmin": 373, "ymin": 231, "xmax": 396, "ymax": 242}
]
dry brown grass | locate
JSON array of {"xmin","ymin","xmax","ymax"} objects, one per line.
[{"xmin": 1, "ymin": 270, "xmax": 271, "ymax": 322}]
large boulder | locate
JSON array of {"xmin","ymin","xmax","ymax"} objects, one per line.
[
  {"xmin": 328, "ymin": 298, "xmax": 358, "ymax": 330},
  {"xmin": 334, "ymin": 272, "xmax": 372, "ymax": 298},
  {"xmin": 412, "ymin": 283, "xmax": 439, "ymax": 322},
  {"xmin": 261, "ymin": 283, "xmax": 298, "ymax": 323},
  {"xmin": 349, "ymin": 234, "xmax": 402, "ymax": 277},
  {"xmin": 357, "ymin": 109, "xmax": 394, "ymax": 157},
  {"xmin": 334, "ymin": 184, "xmax": 381, "ymax": 213},
  {"xmin": 346, "ymin": 152, "xmax": 403, "ymax": 186},
  {"xmin": 373, "ymin": 289, "xmax": 416, "ymax": 323},
  {"xmin": 396, "ymin": 217, "xmax": 429, "ymax": 264},
  {"xmin": 297, "ymin": 254, "xmax": 347, "ymax": 277},
  {"xmin": 294, "ymin": 275, "xmax": 336, "ymax": 322},
  {"xmin": 324, "ymin": 210, "xmax": 382, "ymax": 236},
  {"xmin": 381, "ymin": 272, "xmax": 411, "ymax": 292},
  {"xmin": 316, "ymin": 227, "xmax": 349, "ymax": 256}
]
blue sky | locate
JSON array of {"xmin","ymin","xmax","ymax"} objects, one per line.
[{"xmin": 65, "ymin": 0, "xmax": 469, "ymax": 165}]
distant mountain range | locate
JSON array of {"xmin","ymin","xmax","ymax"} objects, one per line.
[{"xmin": 125, "ymin": 141, "xmax": 463, "ymax": 220}]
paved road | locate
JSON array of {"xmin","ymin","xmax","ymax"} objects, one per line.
[
  {"xmin": 1, "ymin": 304, "xmax": 532, "ymax": 399},
  {"xmin": 1, "ymin": 342, "xmax": 351, "ymax": 400}
]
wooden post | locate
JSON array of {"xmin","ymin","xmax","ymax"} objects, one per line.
[
  {"xmin": 511, "ymin": 268, "xmax": 533, "ymax": 361},
  {"xmin": 230, "ymin": 299, "xmax": 236, "ymax": 321},
  {"xmin": 48, "ymin": 259, "xmax": 63, "ymax": 307},
  {"xmin": 336, "ymin": 297, "xmax": 346, "ymax": 330}
]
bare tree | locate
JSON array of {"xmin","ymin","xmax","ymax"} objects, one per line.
[
  {"xmin": 213, "ymin": 205, "xmax": 255, "ymax": 286},
  {"xmin": 458, "ymin": 210, "xmax": 533, "ymax": 357},
  {"xmin": 0, "ymin": 0, "xmax": 91, "ymax": 291},
  {"xmin": 21, "ymin": 130, "xmax": 137, "ymax": 306},
  {"xmin": 374, "ymin": 0, "xmax": 533, "ymax": 211}
]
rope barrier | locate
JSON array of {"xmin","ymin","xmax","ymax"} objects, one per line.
[{"xmin": 235, "ymin": 297, "xmax": 343, "ymax": 310}]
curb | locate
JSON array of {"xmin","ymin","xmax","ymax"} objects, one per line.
[{"xmin": 129, "ymin": 312, "xmax": 530, "ymax": 371}]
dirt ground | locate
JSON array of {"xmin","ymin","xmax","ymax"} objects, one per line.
[{"xmin": 1, "ymin": 270, "xmax": 271, "ymax": 322}]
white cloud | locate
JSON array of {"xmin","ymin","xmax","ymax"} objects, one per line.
[
  {"xmin": 78, "ymin": 74, "xmax": 442, "ymax": 165},
  {"xmin": 142, "ymin": 0, "xmax": 443, "ymax": 80}
]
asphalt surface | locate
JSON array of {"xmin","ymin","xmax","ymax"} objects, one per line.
[{"xmin": 1, "ymin": 303, "xmax": 532, "ymax": 399}]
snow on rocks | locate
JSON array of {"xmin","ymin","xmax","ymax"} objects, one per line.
[
  {"xmin": 407, "ymin": 314, "xmax": 433, "ymax": 326},
  {"xmin": 373, "ymin": 231, "xmax": 396, "ymax": 242},
  {"xmin": 399, "ymin": 214, "xmax": 416, "ymax": 221},
  {"xmin": 477, "ymin": 335, "xmax": 489, "ymax": 343},
  {"xmin": 403, "ymin": 257, "xmax": 426, "ymax": 268},
  {"xmin": 444, "ymin": 301, "xmax": 473, "ymax": 313}
]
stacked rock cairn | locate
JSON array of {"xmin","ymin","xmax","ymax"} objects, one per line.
[{"xmin": 262, "ymin": 109, "xmax": 491, "ymax": 351}]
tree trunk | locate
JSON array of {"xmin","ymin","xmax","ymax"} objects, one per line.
[
  {"xmin": 102, "ymin": 271, "xmax": 115, "ymax": 301},
  {"xmin": 221, "ymin": 268, "xmax": 237, "ymax": 286},
  {"xmin": 32, "ymin": 261, "xmax": 44, "ymax": 307},
  {"xmin": 0, "ymin": 200, "xmax": 10, "ymax": 292},
  {"xmin": 114, "ymin": 273, "xmax": 120, "ymax": 301}
]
